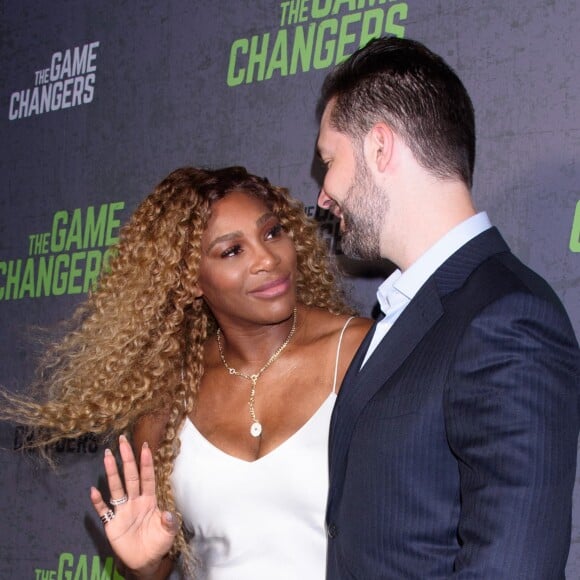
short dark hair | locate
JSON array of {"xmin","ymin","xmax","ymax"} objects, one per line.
[{"xmin": 319, "ymin": 36, "xmax": 475, "ymax": 187}]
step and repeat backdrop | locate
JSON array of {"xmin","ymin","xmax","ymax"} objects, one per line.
[{"xmin": 1, "ymin": 1, "xmax": 579, "ymax": 578}]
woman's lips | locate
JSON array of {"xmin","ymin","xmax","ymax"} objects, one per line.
[{"xmin": 249, "ymin": 275, "xmax": 291, "ymax": 298}]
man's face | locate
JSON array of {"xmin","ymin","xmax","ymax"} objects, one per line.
[{"xmin": 317, "ymin": 103, "xmax": 387, "ymax": 260}]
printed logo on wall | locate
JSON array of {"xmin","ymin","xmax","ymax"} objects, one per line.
[
  {"xmin": 35, "ymin": 553, "xmax": 124, "ymax": 580},
  {"xmin": 305, "ymin": 203, "xmax": 343, "ymax": 255},
  {"xmin": 13, "ymin": 426, "xmax": 99, "ymax": 454},
  {"xmin": 0, "ymin": 201, "xmax": 125, "ymax": 300},
  {"xmin": 226, "ymin": 0, "xmax": 409, "ymax": 86},
  {"xmin": 570, "ymin": 201, "xmax": 580, "ymax": 253},
  {"xmin": 8, "ymin": 41, "xmax": 100, "ymax": 120}
]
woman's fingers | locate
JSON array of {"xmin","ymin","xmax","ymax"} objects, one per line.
[
  {"xmin": 160, "ymin": 511, "xmax": 179, "ymax": 536},
  {"xmin": 118, "ymin": 434, "xmax": 140, "ymax": 500},
  {"xmin": 93, "ymin": 435, "xmax": 158, "ymax": 520},
  {"xmin": 90, "ymin": 485, "xmax": 107, "ymax": 513},
  {"xmin": 90, "ymin": 443, "xmax": 174, "ymax": 574},
  {"xmin": 90, "ymin": 486, "xmax": 116, "ymax": 525},
  {"xmin": 100, "ymin": 435, "xmax": 140, "ymax": 505},
  {"xmin": 103, "ymin": 446, "xmax": 127, "ymax": 502},
  {"xmin": 139, "ymin": 441, "xmax": 157, "ymax": 498}
]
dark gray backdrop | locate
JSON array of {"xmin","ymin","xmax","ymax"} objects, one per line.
[{"xmin": 1, "ymin": 1, "xmax": 579, "ymax": 577}]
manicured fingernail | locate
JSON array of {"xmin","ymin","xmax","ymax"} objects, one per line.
[
  {"xmin": 104, "ymin": 448, "xmax": 112, "ymax": 456},
  {"xmin": 165, "ymin": 511, "xmax": 174, "ymax": 523},
  {"xmin": 119, "ymin": 434, "xmax": 127, "ymax": 443},
  {"xmin": 142, "ymin": 441, "xmax": 149, "ymax": 449}
]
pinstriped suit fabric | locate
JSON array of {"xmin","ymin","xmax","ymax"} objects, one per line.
[{"xmin": 326, "ymin": 228, "xmax": 580, "ymax": 579}]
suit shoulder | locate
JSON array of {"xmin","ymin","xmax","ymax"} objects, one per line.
[
  {"xmin": 463, "ymin": 251, "xmax": 565, "ymax": 312},
  {"xmin": 492, "ymin": 252, "xmax": 564, "ymax": 304}
]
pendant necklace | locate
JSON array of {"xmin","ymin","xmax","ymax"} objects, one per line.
[{"xmin": 216, "ymin": 308, "xmax": 297, "ymax": 438}]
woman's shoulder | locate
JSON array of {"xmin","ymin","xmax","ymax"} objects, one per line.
[
  {"xmin": 337, "ymin": 314, "xmax": 373, "ymax": 358},
  {"xmin": 300, "ymin": 308, "xmax": 373, "ymax": 390},
  {"xmin": 302, "ymin": 306, "xmax": 373, "ymax": 346}
]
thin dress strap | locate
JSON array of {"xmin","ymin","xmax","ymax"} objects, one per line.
[{"xmin": 332, "ymin": 316, "xmax": 356, "ymax": 394}]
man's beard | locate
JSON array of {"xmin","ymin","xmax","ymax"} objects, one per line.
[{"xmin": 340, "ymin": 163, "xmax": 388, "ymax": 260}]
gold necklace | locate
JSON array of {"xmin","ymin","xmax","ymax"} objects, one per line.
[{"xmin": 216, "ymin": 308, "xmax": 297, "ymax": 438}]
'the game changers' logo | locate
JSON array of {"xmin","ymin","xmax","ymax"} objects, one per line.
[
  {"xmin": 35, "ymin": 553, "xmax": 124, "ymax": 580},
  {"xmin": 227, "ymin": 0, "xmax": 409, "ymax": 86},
  {"xmin": 8, "ymin": 41, "xmax": 100, "ymax": 120},
  {"xmin": 0, "ymin": 201, "xmax": 125, "ymax": 301}
]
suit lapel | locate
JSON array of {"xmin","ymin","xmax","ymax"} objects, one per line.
[
  {"xmin": 328, "ymin": 279, "xmax": 444, "ymax": 508},
  {"xmin": 328, "ymin": 322, "xmax": 375, "ymax": 445}
]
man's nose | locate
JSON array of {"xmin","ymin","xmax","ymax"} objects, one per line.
[{"xmin": 318, "ymin": 187, "xmax": 332, "ymax": 209}]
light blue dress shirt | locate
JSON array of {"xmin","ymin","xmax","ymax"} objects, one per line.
[{"xmin": 361, "ymin": 212, "xmax": 492, "ymax": 367}]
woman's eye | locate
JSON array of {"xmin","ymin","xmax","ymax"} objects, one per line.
[
  {"xmin": 266, "ymin": 223, "xmax": 284, "ymax": 239},
  {"xmin": 221, "ymin": 244, "xmax": 242, "ymax": 258}
]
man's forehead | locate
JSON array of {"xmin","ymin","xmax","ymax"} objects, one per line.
[
  {"xmin": 320, "ymin": 100, "xmax": 334, "ymax": 127},
  {"xmin": 316, "ymin": 130, "xmax": 325, "ymax": 153},
  {"xmin": 317, "ymin": 112, "xmax": 333, "ymax": 152}
]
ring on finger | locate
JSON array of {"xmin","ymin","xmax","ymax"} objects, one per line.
[
  {"xmin": 110, "ymin": 494, "xmax": 128, "ymax": 506},
  {"xmin": 100, "ymin": 509, "xmax": 115, "ymax": 525}
]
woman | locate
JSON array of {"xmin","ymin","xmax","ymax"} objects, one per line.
[{"xmin": 1, "ymin": 166, "xmax": 372, "ymax": 578}]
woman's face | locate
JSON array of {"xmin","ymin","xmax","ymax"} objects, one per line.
[{"xmin": 196, "ymin": 190, "xmax": 297, "ymax": 328}]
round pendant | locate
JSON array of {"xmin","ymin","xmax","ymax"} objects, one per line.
[{"xmin": 250, "ymin": 422, "xmax": 262, "ymax": 438}]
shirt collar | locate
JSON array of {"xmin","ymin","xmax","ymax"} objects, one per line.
[{"xmin": 376, "ymin": 212, "xmax": 492, "ymax": 315}]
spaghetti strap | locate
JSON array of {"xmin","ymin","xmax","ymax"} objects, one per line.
[{"xmin": 332, "ymin": 316, "xmax": 356, "ymax": 394}]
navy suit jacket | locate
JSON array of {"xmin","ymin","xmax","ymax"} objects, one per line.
[{"xmin": 326, "ymin": 228, "xmax": 580, "ymax": 579}]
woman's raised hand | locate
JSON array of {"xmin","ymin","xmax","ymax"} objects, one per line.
[{"xmin": 90, "ymin": 435, "xmax": 179, "ymax": 578}]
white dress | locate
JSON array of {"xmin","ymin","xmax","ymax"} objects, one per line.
[{"xmin": 171, "ymin": 318, "xmax": 354, "ymax": 580}]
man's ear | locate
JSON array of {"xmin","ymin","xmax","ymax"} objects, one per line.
[{"xmin": 365, "ymin": 122, "xmax": 394, "ymax": 173}]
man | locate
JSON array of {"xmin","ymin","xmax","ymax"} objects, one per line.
[{"xmin": 317, "ymin": 36, "xmax": 580, "ymax": 579}]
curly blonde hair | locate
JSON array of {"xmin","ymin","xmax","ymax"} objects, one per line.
[{"xmin": 0, "ymin": 166, "xmax": 353, "ymax": 570}]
